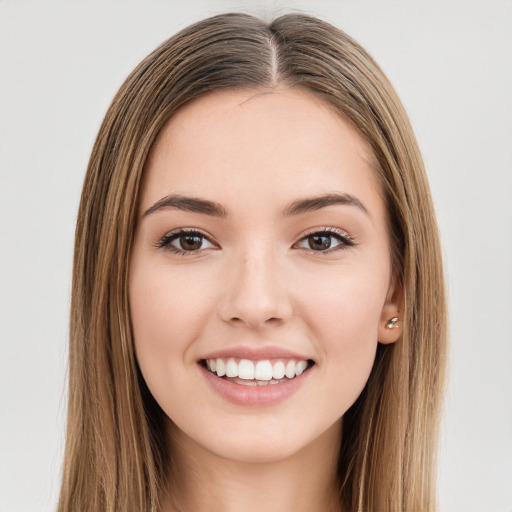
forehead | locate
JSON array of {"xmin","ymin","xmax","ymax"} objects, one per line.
[{"xmin": 140, "ymin": 88, "xmax": 384, "ymax": 220}]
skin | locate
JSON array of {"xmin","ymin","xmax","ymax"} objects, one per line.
[{"xmin": 129, "ymin": 88, "xmax": 402, "ymax": 512}]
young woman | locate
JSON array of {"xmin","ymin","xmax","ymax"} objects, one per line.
[{"xmin": 57, "ymin": 12, "xmax": 447, "ymax": 512}]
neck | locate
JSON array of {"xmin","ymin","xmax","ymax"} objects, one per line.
[{"xmin": 161, "ymin": 420, "xmax": 344, "ymax": 512}]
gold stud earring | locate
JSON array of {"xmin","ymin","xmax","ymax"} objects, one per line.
[{"xmin": 386, "ymin": 317, "xmax": 399, "ymax": 329}]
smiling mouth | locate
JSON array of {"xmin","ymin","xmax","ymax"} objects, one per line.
[{"xmin": 201, "ymin": 357, "xmax": 315, "ymax": 386}]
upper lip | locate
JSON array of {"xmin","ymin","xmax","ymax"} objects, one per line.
[{"xmin": 200, "ymin": 345, "xmax": 313, "ymax": 362}]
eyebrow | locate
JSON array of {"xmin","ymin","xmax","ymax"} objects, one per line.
[
  {"xmin": 144, "ymin": 192, "xmax": 368, "ymax": 218},
  {"xmin": 144, "ymin": 194, "xmax": 228, "ymax": 217},
  {"xmin": 282, "ymin": 193, "xmax": 369, "ymax": 217}
]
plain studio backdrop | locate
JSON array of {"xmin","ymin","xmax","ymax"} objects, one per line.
[{"xmin": 0, "ymin": 1, "xmax": 511, "ymax": 511}]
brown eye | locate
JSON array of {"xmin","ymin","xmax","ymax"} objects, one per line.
[
  {"xmin": 296, "ymin": 229, "xmax": 354, "ymax": 253},
  {"xmin": 179, "ymin": 234, "xmax": 203, "ymax": 251},
  {"xmin": 308, "ymin": 234, "xmax": 332, "ymax": 251},
  {"xmin": 158, "ymin": 230, "xmax": 216, "ymax": 254}
]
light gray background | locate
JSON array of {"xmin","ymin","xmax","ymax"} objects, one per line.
[{"xmin": 1, "ymin": 1, "xmax": 511, "ymax": 511}]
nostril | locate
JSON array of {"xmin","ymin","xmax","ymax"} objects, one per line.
[{"xmin": 265, "ymin": 317, "xmax": 286, "ymax": 327}]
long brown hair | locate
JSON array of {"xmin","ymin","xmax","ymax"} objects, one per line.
[{"xmin": 58, "ymin": 12, "xmax": 447, "ymax": 512}]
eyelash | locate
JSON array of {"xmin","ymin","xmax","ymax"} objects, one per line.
[
  {"xmin": 156, "ymin": 227, "xmax": 355, "ymax": 256},
  {"xmin": 155, "ymin": 229, "xmax": 217, "ymax": 256},
  {"xmin": 297, "ymin": 227, "xmax": 355, "ymax": 253}
]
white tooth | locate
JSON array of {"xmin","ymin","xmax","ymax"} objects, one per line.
[
  {"xmin": 216, "ymin": 358, "xmax": 226, "ymax": 377},
  {"xmin": 238, "ymin": 359, "xmax": 255, "ymax": 380},
  {"xmin": 295, "ymin": 360, "xmax": 308, "ymax": 376},
  {"xmin": 209, "ymin": 359, "xmax": 216, "ymax": 372},
  {"xmin": 255, "ymin": 360, "xmax": 273, "ymax": 380},
  {"xmin": 226, "ymin": 358, "xmax": 238, "ymax": 378},
  {"xmin": 285, "ymin": 360, "xmax": 296, "ymax": 379},
  {"xmin": 269, "ymin": 379, "xmax": 280, "ymax": 385},
  {"xmin": 256, "ymin": 379, "xmax": 269, "ymax": 386},
  {"xmin": 272, "ymin": 361, "xmax": 285, "ymax": 380}
]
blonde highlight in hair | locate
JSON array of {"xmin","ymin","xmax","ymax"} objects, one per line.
[{"xmin": 58, "ymin": 12, "xmax": 447, "ymax": 512}]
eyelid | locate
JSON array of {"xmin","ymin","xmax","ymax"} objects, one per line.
[
  {"xmin": 300, "ymin": 226, "xmax": 352, "ymax": 240},
  {"xmin": 294, "ymin": 226, "xmax": 356, "ymax": 252},
  {"xmin": 155, "ymin": 227, "xmax": 219, "ymax": 253}
]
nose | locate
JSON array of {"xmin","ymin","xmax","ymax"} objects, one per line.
[{"xmin": 217, "ymin": 248, "xmax": 293, "ymax": 329}]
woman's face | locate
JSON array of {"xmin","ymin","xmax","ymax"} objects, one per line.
[{"xmin": 129, "ymin": 88, "xmax": 402, "ymax": 463}]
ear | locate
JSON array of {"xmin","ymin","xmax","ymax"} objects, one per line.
[{"xmin": 378, "ymin": 273, "xmax": 403, "ymax": 344}]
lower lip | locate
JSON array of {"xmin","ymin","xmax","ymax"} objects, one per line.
[{"xmin": 199, "ymin": 364, "xmax": 312, "ymax": 406}]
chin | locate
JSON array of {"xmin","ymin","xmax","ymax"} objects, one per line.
[
  {"xmin": 213, "ymin": 433, "xmax": 303, "ymax": 464},
  {"xmin": 169, "ymin": 412, "xmax": 342, "ymax": 466}
]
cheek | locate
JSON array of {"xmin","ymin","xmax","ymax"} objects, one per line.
[
  {"xmin": 131, "ymin": 259, "xmax": 212, "ymax": 341},
  {"xmin": 299, "ymin": 263, "xmax": 387, "ymax": 339},
  {"xmin": 128, "ymin": 260, "xmax": 213, "ymax": 398},
  {"xmin": 296, "ymin": 265, "xmax": 388, "ymax": 401}
]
